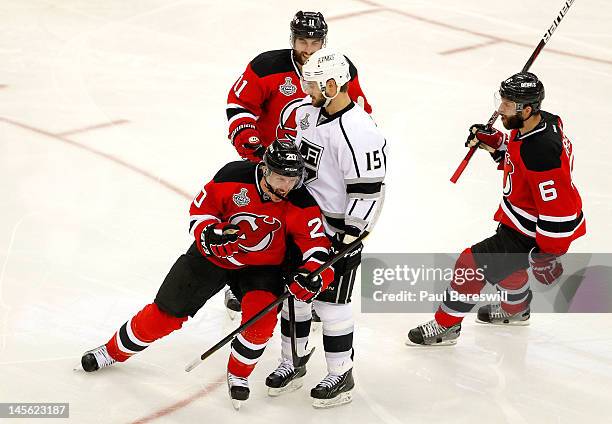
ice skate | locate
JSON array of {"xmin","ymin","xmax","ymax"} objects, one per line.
[
  {"xmin": 265, "ymin": 359, "xmax": 306, "ymax": 396},
  {"xmin": 80, "ymin": 345, "xmax": 117, "ymax": 372},
  {"xmin": 406, "ymin": 320, "xmax": 461, "ymax": 346},
  {"xmin": 227, "ymin": 372, "xmax": 249, "ymax": 410},
  {"xmin": 224, "ymin": 288, "xmax": 241, "ymax": 320},
  {"xmin": 476, "ymin": 303, "xmax": 530, "ymax": 326},
  {"xmin": 310, "ymin": 368, "xmax": 354, "ymax": 408}
]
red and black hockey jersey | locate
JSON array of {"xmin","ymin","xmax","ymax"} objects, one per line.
[
  {"xmin": 494, "ymin": 111, "xmax": 586, "ymax": 255},
  {"xmin": 226, "ymin": 48, "xmax": 371, "ymax": 148},
  {"xmin": 189, "ymin": 161, "xmax": 332, "ymax": 276}
]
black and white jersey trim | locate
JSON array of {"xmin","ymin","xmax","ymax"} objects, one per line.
[
  {"xmin": 537, "ymin": 211, "xmax": 584, "ymax": 238},
  {"xmin": 501, "ymin": 198, "xmax": 537, "ymax": 237},
  {"xmin": 339, "ymin": 116, "xmax": 360, "ymax": 178}
]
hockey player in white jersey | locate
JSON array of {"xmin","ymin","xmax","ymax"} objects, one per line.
[{"xmin": 265, "ymin": 48, "xmax": 386, "ymax": 408}]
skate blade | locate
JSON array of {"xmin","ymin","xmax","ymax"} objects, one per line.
[
  {"xmin": 404, "ymin": 338, "xmax": 457, "ymax": 347},
  {"xmin": 312, "ymin": 390, "xmax": 353, "ymax": 409},
  {"xmin": 475, "ymin": 318, "xmax": 530, "ymax": 326},
  {"xmin": 267, "ymin": 376, "xmax": 304, "ymax": 397}
]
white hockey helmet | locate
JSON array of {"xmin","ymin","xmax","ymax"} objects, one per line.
[{"xmin": 301, "ymin": 48, "xmax": 350, "ymax": 103}]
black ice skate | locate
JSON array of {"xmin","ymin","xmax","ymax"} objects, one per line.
[
  {"xmin": 227, "ymin": 372, "xmax": 249, "ymax": 410},
  {"xmin": 224, "ymin": 288, "xmax": 241, "ymax": 320},
  {"xmin": 476, "ymin": 303, "xmax": 530, "ymax": 326},
  {"xmin": 310, "ymin": 368, "xmax": 354, "ymax": 408},
  {"xmin": 265, "ymin": 359, "xmax": 306, "ymax": 396},
  {"xmin": 80, "ymin": 345, "xmax": 117, "ymax": 372},
  {"xmin": 406, "ymin": 320, "xmax": 461, "ymax": 346}
]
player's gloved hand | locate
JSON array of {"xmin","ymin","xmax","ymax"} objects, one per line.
[
  {"xmin": 342, "ymin": 224, "xmax": 362, "ymax": 245},
  {"xmin": 529, "ymin": 247, "xmax": 563, "ymax": 285},
  {"xmin": 287, "ymin": 268, "xmax": 322, "ymax": 303},
  {"xmin": 465, "ymin": 124, "xmax": 507, "ymax": 153},
  {"xmin": 233, "ymin": 126, "xmax": 264, "ymax": 162},
  {"xmin": 201, "ymin": 223, "xmax": 241, "ymax": 258}
]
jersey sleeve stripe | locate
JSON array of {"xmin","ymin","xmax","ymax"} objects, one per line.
[
  {"xmin": 302, "ymin": 246, "xmax": 329, "ymax": 262},
  {"xmin": 226, "ymin": 106, "xmax": 255, "ymax": 120},
  {"xmin": 228, "ymin": 112, "xmax": 258, "ymax": 126},
  {"xmin": 362, "ymin": 200, "xmax": 377, "ymax": 221},
  {"xmin": 346, "ymin": 181, "xmax": 383, "ymax": 195},
  {"xmin": 537, "ymin": 213, "xmax": 585, "ymax": 238},
  {"xmin": 538, "ymin": 213, "xmax": 578, "ymax": 222}
]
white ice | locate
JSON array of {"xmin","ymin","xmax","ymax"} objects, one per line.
[{"xmin": 1, "ymin": 0, "xmax": 612, "ymax": 423}]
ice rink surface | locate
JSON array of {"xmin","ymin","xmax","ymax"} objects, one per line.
[{"xmin": 1, "ymin": 0, "xmax": 611, "ymax": 423}]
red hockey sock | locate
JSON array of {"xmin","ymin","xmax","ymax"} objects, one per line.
[
  {"xmin": 435, "ymin": 248, "xmax": 487, "ymax": 327},
  {"xmin": 228, "ymin": 291, "xmax": 278, "ymax": 378},
  {"xmin": 105, "ymin": 303, "xmax": 187, "ymax": 362},
  {"xmin": 499, "ymin": 269, "xmax": 530, "ymax": 315}
]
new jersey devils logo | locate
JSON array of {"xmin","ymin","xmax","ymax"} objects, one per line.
[
  {"xmin": 503, "ymin": 153, "xmax": 514, "ymax": 197},
  {"xmin": 276, "ymin": 98, "xmax": 304, "ymax": 142},
  {"xmin": 229, "ymin": 213, "xmax": 282, "ymax": 252}
]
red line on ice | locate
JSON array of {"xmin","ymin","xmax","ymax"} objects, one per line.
[
  {"xmin": 0, "ymin": 117, "xmax": 191, "ymax": 200},
  {"xmin": 354, "ymin": 0, "xmax": 612, "ymax": 65},
  {"xmin": 129, "ymin": 379, "xmax": 225, "ymax": 424},
  {"xmin": 55, "ymin": 119, "xmax": 130, "ymax": 136}
]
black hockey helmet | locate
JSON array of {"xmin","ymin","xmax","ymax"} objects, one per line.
[
  {"xmin": 290, "ymin": 11, "xmax": 328, "ymax": 40},
  {"xmin": 499, "ymin": 72, "xmax": 545, "ymax": 113},
  {"xmin": 263, "ymin": 139, "xmax": 305, "ymax": 187}
]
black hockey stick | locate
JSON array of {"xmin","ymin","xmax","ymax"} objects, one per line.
[
  {"xmin": 185, "ymin": 185, "xmax": 386, "ymax": 372},
  {"xmin": 287, "ymin": 295, "xmax": 315, "ymax": 368},
  {"xmin": 450, "ymin": 0, "xmax": 575, "ymax": 183}
]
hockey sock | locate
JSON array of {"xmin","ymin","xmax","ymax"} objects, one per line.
[
  {"xmin": 435, "ymin": 248, "xmax": 487, "ymax": 327},
  {"xmin": 228, "ymin": 290, "xmax": 278, "ymax": 378},
  {"xmin": 316, "ymin": 301, "xmax": 354, "ymax": 375},
  {"xmin": 498, "ymin": 269, "xmax": 531, "ymax": 315},
  {"xmin": 280, "ymin": 298, "xmax": 312, "ymax": 361},
  {"xmin": 105, "ymin": 303, "xmax": 187, "ymax": 362}
]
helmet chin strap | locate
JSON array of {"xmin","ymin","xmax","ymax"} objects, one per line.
[
  {"xmin": 319, "ymin": 83, "xmax": 340, "ymax": 108},
  {"xmin": 263, "ymin": 174, "xmax": 291, "ymax": 201}
]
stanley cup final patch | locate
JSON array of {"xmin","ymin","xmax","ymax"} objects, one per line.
[
  {"xmin": 300, "ymin": 113, "xmax": 310, "ymax": 130},
  {"xmin": 279, "ymin": 77, "xmax": 297, "ymax": 96},
  {"xmin": 233, "ymin": 188, "xmax": 250, "ymax": 207}
]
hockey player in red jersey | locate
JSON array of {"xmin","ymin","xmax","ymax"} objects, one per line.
[
  {"xmin": 224, "ymin": 10, "xmax": 372, "ymax": 317},
  {"xmin": 80, "ymin": 140, "xmax": 334, "ymax": 409},
  {"xmin": 408, "ymin": 72, "xmax": 585, "ymax": 346},
  {"xmin": 226, "ymin": 11, "xmax": 371, "ymax": 163}
]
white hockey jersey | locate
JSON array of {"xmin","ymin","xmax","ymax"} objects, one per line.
[{"xmin": 293, "ymin": 98, "xmax": 387, "ymax": 236}]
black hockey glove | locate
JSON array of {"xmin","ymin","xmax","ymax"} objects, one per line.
[
  {"xmin": 287, "ymin": 268, "xmax": 322, "ymax": 303},
  {"xmin": 201, "ymin": 223, "xmax": 241, "ymax": 258}
]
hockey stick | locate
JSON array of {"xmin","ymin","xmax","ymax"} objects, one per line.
[
  {"xmin": 185, "ymin": 185, "xmax": 386, "ymax": 372},
  {"xmin": 287, "ymin": 295, "xmax": 315, "ymax": 368},
  {"xmin": 450, "ymin": 0, "xmax": 575, "ymax": 183}
]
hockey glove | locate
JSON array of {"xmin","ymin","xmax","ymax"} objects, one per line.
[
  {"xmin": 465, "ymin": 124, "xmax": 507, "ymax": 153},
  {"xmin": 331, "ymin": 226, "xmax": 363, "ymax": 277},
  {"xmin": 232, "ymin": 125, "xmax": 264, "ymax": 162},
  {"xmin": 529, "ymin": 248, "xmax": 563, "ymax": 285},
  {"xmin": 287, "ymin": 268, "xmax": 323, "ymax": 303},
  {"xmin": 201, "ymin": 223, "xmax": 241, "ymax": 258}
]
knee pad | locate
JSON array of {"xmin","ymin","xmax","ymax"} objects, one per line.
[
  {"xmin": 314, "ymin": 301, "xmax": 353, "ymax": 334},
  {"xmin": 135, "ymin": 303, "xmax": 187, "ymax": 342},
  {"xmin": 451, "ymin": 248, "xmax": 486, "ymax": 293},
  {"xmin": 241, "ymin": 290, "xmax": 278, "ymax": 344}
]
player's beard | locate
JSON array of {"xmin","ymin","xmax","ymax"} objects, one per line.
[
  {"xmin": 311, "ymin": 93, "xmax": 326, "ymax": 108},
  {"xmin": 294, "ymin": 50, "xmax": 310, "ymax": 66},
  {"xmin": 501, "ymin": 113, "xmax": 524, "ymax": 130}
]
